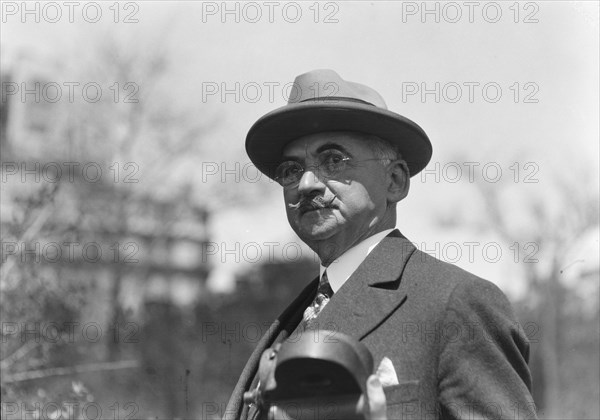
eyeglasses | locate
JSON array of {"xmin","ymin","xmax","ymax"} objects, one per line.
[{"xmin": 274, "ymin": 150, "xmax": 385, "ymax": 188}]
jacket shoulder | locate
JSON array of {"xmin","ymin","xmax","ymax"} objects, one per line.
[{"xmin": 403, "ymin": 248, "xmax": 503, "ymax": 298}]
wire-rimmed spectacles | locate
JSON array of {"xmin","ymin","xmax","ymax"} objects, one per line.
[{"xmin": 274, "ymin": 150, "xmax": 385, "ymax": 188}]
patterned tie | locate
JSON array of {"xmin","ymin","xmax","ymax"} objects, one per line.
[{"xmin": 302, "ymin": 271, "xmax": 333, "ymax": 329}]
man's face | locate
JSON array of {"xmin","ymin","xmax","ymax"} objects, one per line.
[{"xmin": 280, "ymin": 132, "xmax": 395, "ymax": 255}]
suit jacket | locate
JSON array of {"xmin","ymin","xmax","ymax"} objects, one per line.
[{"xmin": 224, "ymin": 230, "xmax": 537, "ymax": 420}]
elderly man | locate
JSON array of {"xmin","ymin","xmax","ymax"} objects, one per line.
[{"xmin": 224, "ymin": 70, "xmax": 536, "ymax": 420}]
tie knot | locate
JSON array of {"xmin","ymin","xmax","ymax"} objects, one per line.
[
  {"xmin": 317, "ymin": 271, "xmax": 333, "ymax": 298},
  {"xmin": 301, "ymin": 271, "xmax": 333, "ymax": 329}
]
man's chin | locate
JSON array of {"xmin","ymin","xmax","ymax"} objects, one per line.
[
  {"xmin": 288, "ymin": 208, "xmax": 344, "ymax": 241},
  {"xmin": 295, "ymin": 220, "xmax": 341, "ymax": 243}
]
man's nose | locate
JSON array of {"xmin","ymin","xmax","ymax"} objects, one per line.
[{"xmin": 297, "ymin": 168, "xmax": 326, "ymax": 195}]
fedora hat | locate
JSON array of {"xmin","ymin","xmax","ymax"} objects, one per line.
[{"xmin": 245, "ymin": 69, "xmax": 432, "ymax": 179}]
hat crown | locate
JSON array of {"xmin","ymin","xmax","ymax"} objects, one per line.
[
  {"xmin": 246, "ymin": 69, "xmax": 432, "ymax": 179},
  {"xmin": 290, "ymin": 69, "xmax": 388, "ymax": 109}
]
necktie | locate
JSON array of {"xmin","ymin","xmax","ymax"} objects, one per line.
[{"xmin": 302, "ymin": 271, "xmax": 333, "ymax": 329}]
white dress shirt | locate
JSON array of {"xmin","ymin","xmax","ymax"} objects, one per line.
[{"xmin": 319, "ymin": 229, "xmax": 395, "ymax": 293}]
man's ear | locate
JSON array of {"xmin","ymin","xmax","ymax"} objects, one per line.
[{"xmin": 387, "ymin": 160, "xmax": 410, "ymax": 204}]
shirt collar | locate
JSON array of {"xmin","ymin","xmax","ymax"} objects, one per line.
[{"xmin": 319, "ymin": 229, "xmax": 395, "ymax": 293}]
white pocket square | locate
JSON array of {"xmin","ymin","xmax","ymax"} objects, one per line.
[{"xmin": 375, "ymin": 357, "xmax": 399, "ymax": 386}]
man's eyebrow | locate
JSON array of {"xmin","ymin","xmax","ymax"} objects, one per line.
[
  {"xmin": 315, "ymin": 142, "xmax": 352, "ymax": 156},
  {"xmin": 281, "ymin": 142, "xmax": 353, "ymax": 161}
]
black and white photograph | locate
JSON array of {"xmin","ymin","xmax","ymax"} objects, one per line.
[{"xmin": 1, "ymin": 1, "xmax": 598, "ymax": 419}]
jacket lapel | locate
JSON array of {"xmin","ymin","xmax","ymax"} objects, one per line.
[
  {"xmin": 223, "ymin": 276, "xmax": 318, "ymax": 420},
  {"xmin": 314, "ymin": 230, "xmax": 416, "ymax": 340}
]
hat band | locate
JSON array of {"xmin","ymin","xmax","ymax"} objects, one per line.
[{"xmin": 298, "ymin": 97, "xmax": 376, "ymax": 107}]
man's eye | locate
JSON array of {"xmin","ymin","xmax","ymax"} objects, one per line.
[
  {"xmin": 279, "ymin": 163, "xmax": 302, "ymax": 178},
  {"xmin": 320, "ymin": 152, "xmax": 347, "ymax": 170},
  {"xmin": 286, "ymin": 166, "xmax": 302, "ymax": 176}
]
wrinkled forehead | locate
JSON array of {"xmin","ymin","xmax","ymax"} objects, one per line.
[{"xmin": 282, "ymin": 131, "xmax": 374, "ymax": 159}]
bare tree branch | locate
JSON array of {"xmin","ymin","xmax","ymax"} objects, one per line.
[
  {"xmin": 1, "ymin": 360, "xmax": 140, "ymax": 384},
  {"xmin": 0, "ymin": 340, "xmax": 40, "ymax": 370}
]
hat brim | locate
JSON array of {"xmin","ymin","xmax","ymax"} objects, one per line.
[{"xmin": 246, "ymin": 101, "xmax": 432, "ymax": 179}]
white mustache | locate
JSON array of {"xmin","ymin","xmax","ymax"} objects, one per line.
[{"xmin": 288, "ymin": 196, "xmax": 334, "ymax": 209}]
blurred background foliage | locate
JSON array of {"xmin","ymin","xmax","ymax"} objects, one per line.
[{"xmin": 1, "ymin": 9, "xmax": 599, "ymax": 420}]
